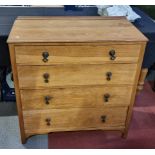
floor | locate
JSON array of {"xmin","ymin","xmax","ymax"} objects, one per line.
[
  {"xmin": 0, "ymin": 116, "xmax": 48, "ymax": 149},
  {"xmin": 0, "ymin": 101, "xmax": 17, "ymax": 116}
]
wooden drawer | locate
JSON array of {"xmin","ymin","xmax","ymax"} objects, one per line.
[
  {"xmin": 15, "ymin": 45, "xmax": 141, "ymax": 65},
  {"xmin": 23, "ymin": 107, "xmax": 128, "ymax": 134},
  {"xmin": 21, "ymin": 86, "xmax": 133, "ymax": 110},
  {"xmin": 17, "ymin": 64, "xmax": 137, "ymax": 88}
]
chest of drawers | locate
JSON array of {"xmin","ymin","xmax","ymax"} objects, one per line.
[{"xmin": 7, "ymin": 16, "xmax": 148, "ymax": 144}]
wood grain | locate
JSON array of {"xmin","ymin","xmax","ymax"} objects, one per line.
[
  {"xmin": 21, "ymin": 85, "xmax": 133, "ymax": 110},
  {"xmin": 12, "ymin": 42, "xmax": 146, "ymax": 46},
  {"xmin": 17, "ymin": 64, "xmax": 137, "ymax": 88},
  {"xmin": 7, "ymin": 17, "xmax": 148, "ymax": 142},
  {"xmin": 15, "ymin": 44, "xmax": 141, "ymax": 65},
  {"xmin": 23, "ymin": 107, "xmax": 128, "ymax": 134},
  {"xmin": 8, "ymin": 44, "xmax": 26, "ymax": 143},
  {"xmin": 7, "ymin": 17, "xmax": 148, "ymax": 43},
  {"xmin": 122, "ymin": 42, "xmax": 147, "ymax": 138}
]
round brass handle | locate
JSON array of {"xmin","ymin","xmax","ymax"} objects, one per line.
[
  {"xmin": 44, "ymin": 96, "xmax": 52, "ymax": 105},
  {"xmin": 42, "ymin": 51, "xmax": 49, "ymax": 62},
  {"xmin": 45, "ymin": 118, "xmax": 51, "ymax": 126},
  {"xmin": 106, "ymin": 72, "xmax": 112, "ymax": 81},
  {"xmin": 101, "ymin": 115, "xmax": 107, "ymax": 123},
  {"xmin": 109, "ymin": 49, "xmax": 116, "ymax": 60},
  {"xmin": 43, "ymin": 73, "xmax": 49, "ymax": 83},
  {"xmin": 104, "ymin": 93, "xmax": 110, "ymax": 102}
]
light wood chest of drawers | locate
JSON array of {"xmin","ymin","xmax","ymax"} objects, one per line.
[{"xmin": 7, "ymin": 16, "xmax": 148, "ymax": 143}]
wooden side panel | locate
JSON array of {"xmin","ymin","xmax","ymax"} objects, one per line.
[
  {"xmin": 21, "ymin": 86, "xmax": 133, "ymax": 110},
  {"xmin": 23, "ymin": 107, "xmax": 128, "ymax": 134},
  {"xmin": 123, "ymin": 42, "xmax": 147, "ymax": 137},
  {"xmin": 17, "ymin": 64, "xmax": 137, "ymax": 88},
  {"xmin": 15, "ymin": 45, "xmax": 141, "ymax": 65},
  {"xmin": 8, "ymin": 44, "xmax": 26, "ymax": 143}
]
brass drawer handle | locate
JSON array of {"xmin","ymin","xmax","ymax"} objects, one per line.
[
  {"xmin": 44, "ymin": 96, "xmax": 52, "ymax": 105},
  {"xmin": 101, "ymin": 115, "xmax": 107, "ymax": 123},
  {"xmin": 45, "ymin": 118, "xmax": 51, "ymax": 126},
  {"xmin": 109, "ymin": 49, "xmax": 116, "ymax": 60},
  {"xmin": 42, "ymin": 51, "xmax": 49, "ymax": 62},
  {"xmin": 43, "ymin": 73, "xmax": 49, "ymax": 83},
  {"xmin": 104, "ymin": 93, "xmax": 110, "ymax": 102},
  {"xmin": 106, "ymin": 72, "xmax": 112, "ymax": 81}
]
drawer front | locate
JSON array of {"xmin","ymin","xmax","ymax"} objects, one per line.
[
  {"xmin": 21, "ymin": 86, "xmax": 133, "ymax": 110},
  {"xmin": 15, "ymin": 45, "xmax": 141, "ymax": 65},
  {"xmin": 17, "ymin": 64, "xmax": 137, "ymax": 88},
  {"xmin": 23, "ymin": 107, "xmax": 128, "ymax": 133}
]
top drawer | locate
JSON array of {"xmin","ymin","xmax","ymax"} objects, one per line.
[{"xmin": 15, "ymin": 45, "xmax": 141, "ymax": 65}]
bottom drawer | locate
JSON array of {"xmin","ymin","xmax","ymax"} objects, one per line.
[{"xmin": 23, "ymin": 107, "xmax": 128, "ymax": 134}]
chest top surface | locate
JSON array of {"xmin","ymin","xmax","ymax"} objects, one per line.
[{"xmin": 7, "ymin": 16, "xmax": 148, "ymax": 43}]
